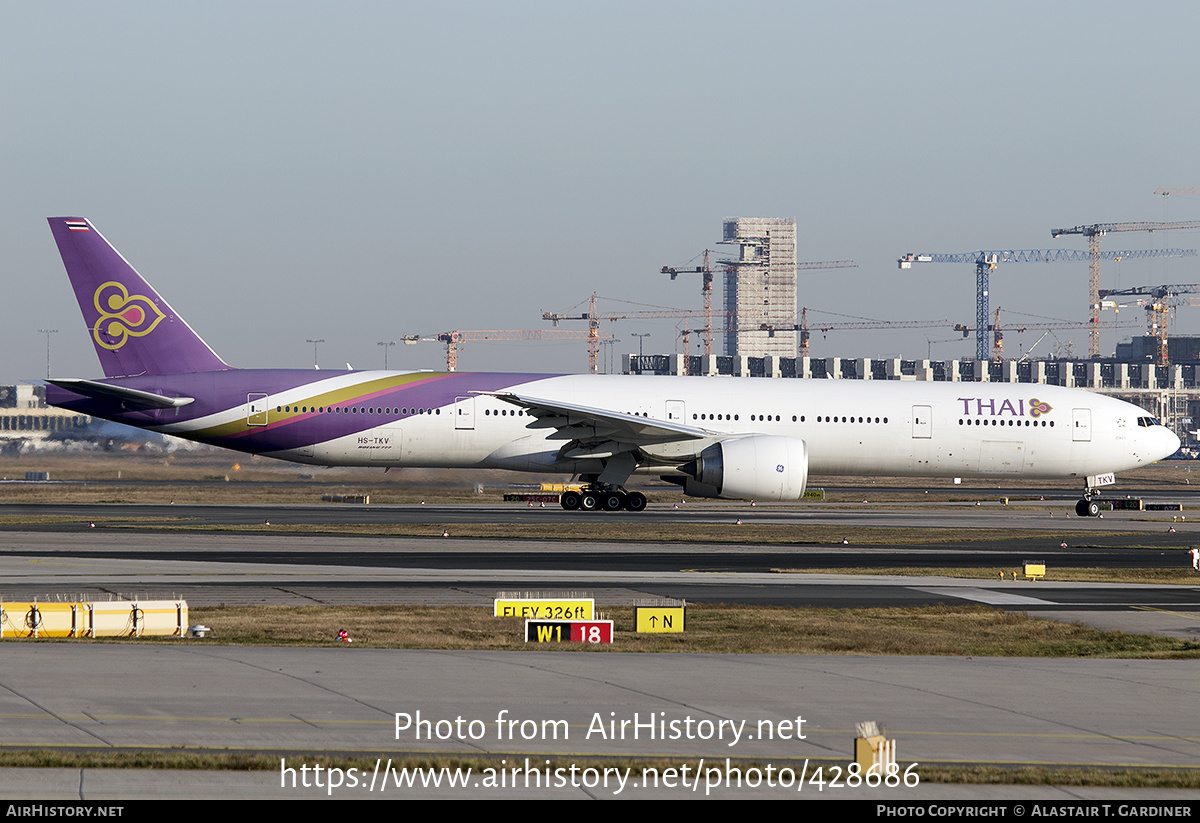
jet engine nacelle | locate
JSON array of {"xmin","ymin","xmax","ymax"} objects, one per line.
[{"xmin": 682, "ymin": 435, "xmax": 808, "ymax": 501}]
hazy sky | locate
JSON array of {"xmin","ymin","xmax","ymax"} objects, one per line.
[{"xmin": 5, "ymin": 1, "xmax": 1200, "ymax": 381}]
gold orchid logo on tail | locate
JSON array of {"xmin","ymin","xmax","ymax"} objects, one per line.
[{"xmin": 92, "ymin": 281, "xmax": 166, "ymax": 350}]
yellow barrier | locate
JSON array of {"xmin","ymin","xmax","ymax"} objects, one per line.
[
  {"xmin": 0, "ymin": 600, "xmax": 188, "ymax": 638},
  {"xmin": 0, "ymin": 602, "xmax": 83, "ymax": 638}
]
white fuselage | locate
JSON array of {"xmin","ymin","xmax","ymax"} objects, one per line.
[{"xmin": 250, "ymin": 373, "xmax": 1177, "ymax": 481}]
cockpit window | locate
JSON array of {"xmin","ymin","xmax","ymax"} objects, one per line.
[{"xmin": 1137, "ymin": 416, "xmax": 1162, "ymax": 427}]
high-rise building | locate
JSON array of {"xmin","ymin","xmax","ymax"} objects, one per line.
[{"xmin": 720, "ymin": 217, "xmax": 797, "ymax": 358}]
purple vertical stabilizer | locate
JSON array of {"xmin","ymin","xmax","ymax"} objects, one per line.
[{"xmin": 47, "ymin": 217, "xmax": 232, "ymax": 377}]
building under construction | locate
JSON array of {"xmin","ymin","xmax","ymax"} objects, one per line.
[{"xmin": 720, "ymin": 217, "xmax": 797, "ymax": 359}]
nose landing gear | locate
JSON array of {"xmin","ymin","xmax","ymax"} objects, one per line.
[
  {"xmin": 1075, "ymin": 483, "xmax": 1103, "ymax": 517},
  {"xmin": 1076, "ymin": 473, "xmax": 1116, "ymax": 517}
]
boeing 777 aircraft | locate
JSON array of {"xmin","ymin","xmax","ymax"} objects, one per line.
[{"xmin": 43, "ymin": 217, "xmax": 1180, "ymax": 515}]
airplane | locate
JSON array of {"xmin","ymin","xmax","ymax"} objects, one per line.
[{"xmin": 43, "ymin": 217, "xmax": 1180, "ymax": 517}]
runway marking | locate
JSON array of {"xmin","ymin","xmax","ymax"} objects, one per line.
[
  {"xmin": 912, "ymin": 587, "xmax": 1055, "ymax": 605},
  {"xmin": 1130, "ymin": 605, "xmax": 1200, "ymax": 620},
  {"xmin": 23, "ymin": 558, "xmax": 115, "ymax": 568}
]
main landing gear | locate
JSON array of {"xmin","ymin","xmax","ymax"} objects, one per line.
[
  {"xmin": 559, "ymin": 487, "xmax": 648, "ymax": 513},
  {"xmin": 1075, "ymin": 491, "xmax": 1101, "ymax": 518}
]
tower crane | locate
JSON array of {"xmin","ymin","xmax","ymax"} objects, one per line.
[
  {"xmin": 899, "ymin": 248, "xmax": 1195, "ymax": 361},
  {"xmin": 1098, "ymin": 284, "xmax": 1200, "ymax": 365},
  {"xmin": 543, "ymin": 294, "xmax": 705, "ymax": 374},
  {"xmin": 661, "ymin": 250, "xmax": 717, "ymax": 358},
  {"xmin": 662, "ymin": 253, "xmax": 857, "ymax": 358},
  {"xmin": 952, "ymin": 307, "xmax": 1140, "ymax": 361},
  {"xmin": 1050, "ymin": 221, "xmax": 1200, "ymax": 357},
  {"xmin": 676, "ymin": 309, "xmax": 953, "ymax": 362},
  {"xmin": 399, "ymin": 329, "xmax": 609, "ymax": 372},
  {"xmin": 789, "ymin": 308, "xmax": 952, "ymax": 357},
  {"xmin": 798, "ymin": 260, "xmax": 859, "ymax": 270}
]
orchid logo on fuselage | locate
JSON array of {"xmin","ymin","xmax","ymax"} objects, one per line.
[
  {"xmin": 92, "ymin": 281, "xmax": 166, "ymax": 351},
  {"xmin": 957, "ymin": 397, "xmax": 1053, "ymax": 418}
]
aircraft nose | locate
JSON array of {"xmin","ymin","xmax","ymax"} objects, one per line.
[{"xmin": 1164, "ymin": 427, "xmax": 1182, "ymax": 459}]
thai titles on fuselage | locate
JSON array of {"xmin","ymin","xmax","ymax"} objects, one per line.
[{"xmin": 956, "ymin": 397, "xmax": 1052, "ymax": 419}]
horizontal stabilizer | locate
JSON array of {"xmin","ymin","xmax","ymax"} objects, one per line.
[{"xmin": 48, "ymin": 378, "xmax": 195, "ymax": 409}]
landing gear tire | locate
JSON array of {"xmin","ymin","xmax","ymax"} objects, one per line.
[
  {"xmin": 1075, "ymin": 499, "xmax": 1100, "ymax": 517},
  {"xmin": 601, "ymin": 492, "xmax": 626, "ymax": 511},
  {"xmin": 561, "ymin": 487, "xmax": 647, "ymax": 513}
]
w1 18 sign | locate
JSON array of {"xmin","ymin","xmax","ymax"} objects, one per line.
[{"xmin": 525, "ymin": 620, "xmax": 613, "ymax": 644}]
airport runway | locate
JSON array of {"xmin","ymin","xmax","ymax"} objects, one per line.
[
  {"xmin": 0, "ymin": 502, "xmax": 1197, "ymax": 633},
  {"xmin": 0, "ymin": 500, "xmax": 1197, "ymax": 799}
]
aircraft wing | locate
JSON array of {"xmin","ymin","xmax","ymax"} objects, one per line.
[{"xmin": 480, "ymin": 391, "xmax": 709, "ymax": 443}]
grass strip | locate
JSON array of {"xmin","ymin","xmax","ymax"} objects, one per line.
[
  {"xmin": 0, "ymin": 750, "xmax": 1194, "ymax": 788},
  {"xmin": 0, "ymin": 516, "xmax": 193, "ymax": 526},
  {"xmin": 20, "ymin": 604, "xmax": 1190, "ymax": 658}
]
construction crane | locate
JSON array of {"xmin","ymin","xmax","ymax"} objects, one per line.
[
  {"xmin": 790, "ymin": 308, "xmax": 952, "ymax": 357},
  {"xmin": 1098, "ymin": 284, "xmax": 1200, "ymax": 365},
  {"xmin": 898, "ymin": 248, "xmax": 1195, "ymax": 361},
  {"xmin": 674, "ymin": 327, "xmax": 706, "ymax": 373},
  {"xmin": 662, "ymin": 253, "xmax": 857, "ymax": 358},
  {"xmin": 1050, "ymin": 221, "xmax": 1200, "ymax": 357},
  {"xmin": 1155, "ymin": 187, "xmax": 1200, "ymax": 197},
  {"xmin": 661, "ymin": 250, "xmax": 717, "ymax": 358},
  {"xmin": 798, "ymin": 260, "xmax": 859, "ymax": 270},
  {"xmin": 674, "ymin": 308, "xmax": 951, "ymax": 363},
  {"xmin": 953, "ymin": 307, "xmax": 1140, "ymax": 361},
  {"xmin": 953, "ymin": 307, "xmax": 1010, "ymax": 361},
  {"xmin": 926, "ymin": 337, "xmax": 964, "ymax": 359},
  {"xmin": 543, "ymin": 294, "xmax": 707, "ymax": 374},
  {"xmin": 399, "ymin": 329, "xmax": 608, "ymax": 373}
]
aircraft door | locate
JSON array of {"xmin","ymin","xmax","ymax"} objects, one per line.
[
  {"xmin": 1072, "ymin": 408, "xmax": 1091, "ymax": 442},
  {"xmin": 455, "ymin": 396, "xmax": 475, "ymax": 430},
  {"xmin": 980, "ymin": 440, "xmax": 1026, "ymax": 473},
  {"xmin": 912, "ymin": 405, "xmax": 932, "ymax": 439},
  {"xmin": 247, "ymin": 393, "xmax": 269, "ymax": 427},
  {"xmin": 367, "ymin": 426, "xmax": 404, "ymax": 463},
  {"xmin": 665, "ymin": 400, "xmax": 686, "ymax": 422}
]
